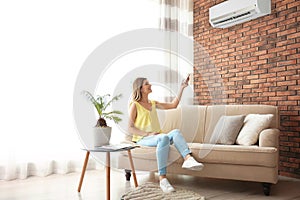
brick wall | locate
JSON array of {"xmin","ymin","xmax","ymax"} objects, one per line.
[{"xmin": 193, "ymin": 0, "xmax": 300, "ymax": 178}]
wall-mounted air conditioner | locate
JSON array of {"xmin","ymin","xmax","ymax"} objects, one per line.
[{"xmin": 209, "ymin": 0, "xmax": 271, "ymax": 28}]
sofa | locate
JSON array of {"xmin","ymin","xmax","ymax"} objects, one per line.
[{"xmin": 117, "ymin": 105, "xmax": 280, "ymax": 195}]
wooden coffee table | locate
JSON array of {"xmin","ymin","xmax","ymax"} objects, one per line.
[{"xmin": 77, "ymin": 145, "xmax": 138, "ymax": 200}]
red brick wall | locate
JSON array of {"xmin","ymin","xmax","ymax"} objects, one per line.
[{"xmin": 193, "ymin": 0, "xmax": 300, "ymax": 178}]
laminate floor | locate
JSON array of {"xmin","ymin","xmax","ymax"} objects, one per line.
[{"xmin": 0, "ymin": 169, "xmax": 299, "ymax": 200}]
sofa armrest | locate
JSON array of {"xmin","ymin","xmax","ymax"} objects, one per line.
[{"xmin": 259, "ymin": 128, "xmax": 280, "ymax": 148}]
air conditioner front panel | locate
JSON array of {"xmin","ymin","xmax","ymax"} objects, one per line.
[
  {"xmin": 210, "ymin": 5, "xmax": 257, "ymax": 25},
  {"xmin": 209, "ymin": 0, "xmax": 271, "ymax": 28}
]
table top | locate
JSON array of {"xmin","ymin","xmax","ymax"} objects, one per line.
[{"xmin": 82, "ymin": 144, "xmax": 139, "ymax": 152}]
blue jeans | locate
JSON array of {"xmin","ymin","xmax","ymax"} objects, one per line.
[{"xmin": 136, "ymin": 129, "xmax": 191, "ymax": 176}]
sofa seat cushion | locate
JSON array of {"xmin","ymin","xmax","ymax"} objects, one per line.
[
  {"xmin": 123, "ymin": 143, "xmax": 277, "ymax": 168},
  {"xmin": 189, "ymin": 143, "xmax": 278, "ymax": 168}
]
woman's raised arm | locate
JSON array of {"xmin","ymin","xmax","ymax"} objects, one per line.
[{"xmin": 156, "ymin": 79, "xmax": 189, "ymax": 110}]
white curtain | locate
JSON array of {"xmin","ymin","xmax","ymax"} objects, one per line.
[
  {"xmin": 159, "ymin": 0, "xmax": 193, "ymax": 36},
  {"xmin": 159, "ymin": 0, "xmax": 194, "ymax": 104},
  {"xmin": 0, "ymin": 0, "xmax": 159, "ymax": 181}
]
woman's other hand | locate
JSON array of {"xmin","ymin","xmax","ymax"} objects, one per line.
[{"xmin": 148, "ymin": 132, "xmax": 160, "ymax": 136}]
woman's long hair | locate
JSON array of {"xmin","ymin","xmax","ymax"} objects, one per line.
[{"xmin": 132, "ymin": 77, "xmax": 147, "ymax": 101}]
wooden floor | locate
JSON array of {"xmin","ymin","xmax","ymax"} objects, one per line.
[{"xmin": 0, "ymin": 169, "xmax": 300, "ymax": 200}]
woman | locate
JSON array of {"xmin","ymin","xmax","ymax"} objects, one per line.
[{"xmin": 128, "ymin": 77, "xmax": 204, "ymax": 193}]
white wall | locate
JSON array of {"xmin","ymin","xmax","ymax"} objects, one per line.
[{"xmin": 0, "ymin": 0, "xmax": 159, "ymax": 163}]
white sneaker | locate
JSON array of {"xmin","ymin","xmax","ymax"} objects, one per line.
[
  {"xmin": 182, "ymin": 157, "xmax": 204, "ymax": 170},
  {"xmin": 160, "ymin": 178, "xmax": 175, "ymax": 193}
]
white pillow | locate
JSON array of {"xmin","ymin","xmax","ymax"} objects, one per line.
[
  {"xmin": 236, "ymin": 114, "xmax": 274, "ymax": 145},
  {"xmin": 210, "ymin": 115, "xmax": 245, "ymax": 145}
]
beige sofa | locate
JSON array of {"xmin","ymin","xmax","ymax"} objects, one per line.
[{"xmin": 117, "ymin": 105, "xmax": 279, "ymax": 195}]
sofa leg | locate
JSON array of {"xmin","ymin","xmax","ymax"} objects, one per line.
[
  {"xmin": 125, "ymin": 169, "xmax": 131, "ymax": 181},
  {"xmin": 262, "ymin": 183, "xmax": 271, "ymax": 196}
]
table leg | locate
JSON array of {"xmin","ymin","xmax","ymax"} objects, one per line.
[
  {"xmin": 127, "ymin": 150, "xmax": 138, "ymax": 187},
  {"xmin": 77, "ymin": 151, "xmax": 90, "ymax": 192},
  {"xmin": 106, "ymin": 152, "xmax": 110, "ymax": 200}
]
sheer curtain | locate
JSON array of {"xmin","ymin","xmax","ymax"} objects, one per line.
[
  {"xmin": 0, "ymin": 0, "xmax": 159, "ymax": 181},
  {"xmin": 159, "ymin": 0, "xmax": 194, "ymax": 104}
]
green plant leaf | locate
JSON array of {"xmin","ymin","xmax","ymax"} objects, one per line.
[
  {"xmin": 82, "ymin": 91, "xmax": 123, "ymax": 126},
  {"xmin": 82, "ymin": 90, "xmax": 102, "ymax": 117},
  {"xmin": 103, "ymin": 94, "xmax": 122, "ymax": 111}
]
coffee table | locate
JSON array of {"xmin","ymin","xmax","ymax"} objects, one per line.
[{"xmin": 77, "ymin": 145, "xmax": 138, "ymax": 200}]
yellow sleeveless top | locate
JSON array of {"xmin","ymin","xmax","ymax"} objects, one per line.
[{"xmin": 131, "ymin": 100, "xmax": 161, "ymax": 142}]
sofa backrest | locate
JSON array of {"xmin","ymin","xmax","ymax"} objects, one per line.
[
  {"xmin": 157, "ymin": 104, "xmax": 279, "ymax": 144},
  {"xmin": 157, "ymin": 105, "xmax": 207, "ymax": 143},
  {"xmin": 204, "ymin": 105, "xmax": 279, "ymax": 143}
]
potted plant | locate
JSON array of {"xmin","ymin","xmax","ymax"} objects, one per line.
[{"xmin": 82, "ymin": 91, "xmax": 123, "ymax": 147}]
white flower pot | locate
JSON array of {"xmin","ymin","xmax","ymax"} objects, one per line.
[{"xmin": 93, "ymin": 127, "xmax": 112, "ymax": 147}]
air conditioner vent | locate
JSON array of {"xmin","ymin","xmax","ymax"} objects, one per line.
[
  {"xmin": 209, "ymin": 0, "xmax": 271, "ymax": 28},
  {"xmin": 214, "ymin": 11, "xmax": 251, "ymax": 25}
]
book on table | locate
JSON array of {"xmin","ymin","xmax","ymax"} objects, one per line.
[{"xmin": 94, "ymin": 143, "xmax": 139, "ymax": 151}]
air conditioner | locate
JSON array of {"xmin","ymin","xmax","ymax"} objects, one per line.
[{"xmin": 209, "ymin": 0, "xmax": 271, "ymax": 28}]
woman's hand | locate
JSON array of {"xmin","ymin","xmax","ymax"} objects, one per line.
[
  {"xmin": 181, "ymin": 79, "xmax": 189, "ymax": 89},
  {"xmin": 147, "ymin": 132, "xmax": 160, "ymax": 136},
  {"xmin": 156, "ymin": 74, "xmax": 191, "ymax": 110},
  {"xmin": 181, "ymin": 74, "xmax": 190, "ymax": 89}
]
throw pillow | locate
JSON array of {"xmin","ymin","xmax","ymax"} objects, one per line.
[
  {"xmin": 236, "ymin": 114, "xmax": 274, "ymax": 145},
  {"xmin": 209, "ymin": 115, "xmax": 246, "ymax": 145}
]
